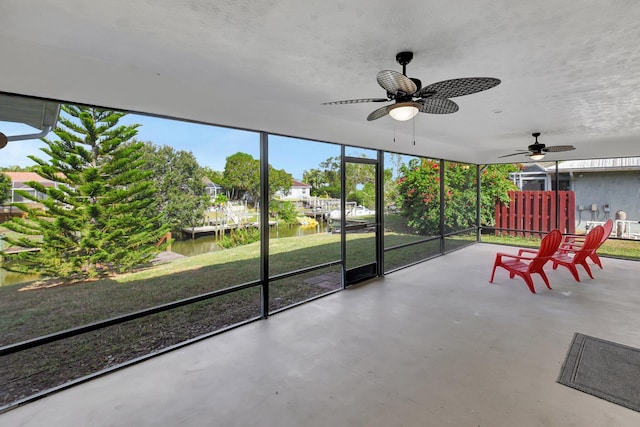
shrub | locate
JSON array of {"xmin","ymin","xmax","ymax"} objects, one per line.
[
  {"xmin": 218, "ymin": 227, "xmax": 260, "ymax": 249},
  {"xmin": 269, "ymin": 200, "xmax": 299, "ymax": 225}
]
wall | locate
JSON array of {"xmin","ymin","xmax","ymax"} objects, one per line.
[{"xmin": 571, "ymin": 171, "xmax": 640, "ymax": 227}]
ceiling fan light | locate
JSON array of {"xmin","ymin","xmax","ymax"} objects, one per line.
[
  {"xmin": 529, "ymin": 152, "xmax": 545, "ymax": 161},
  {"xmin": 388, "ymin": 102, "xmax": 420, "ymax": 121}
]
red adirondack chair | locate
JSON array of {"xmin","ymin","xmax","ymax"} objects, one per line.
[
  {"xmin": 549, "ymin": 225, "xmax": 605, "ymax": 282},
  {"xmin": 489, "ymin": 229, "xmax": 563, "ymax": 294},
  {"xmin": 559, "ymin": 219, "xmax": 613, "ymax": 269}
]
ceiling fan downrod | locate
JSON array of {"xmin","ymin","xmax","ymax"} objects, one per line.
[{"xmin": 395, "ymin": 51, "xmax": 413, "ymax": 76}]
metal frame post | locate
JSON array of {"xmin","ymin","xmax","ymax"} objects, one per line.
[
  {"xmin": 554, "ymin": 161, "xmax": 560, "ymax": 229},
  {"xmin": 340, "ymin": 145, "xmax": 346, "ymax": 288},
  {"xmin": 476, "ymin": 164, "xmax": 482, "ymax": 242},
  {"xmin": 376, "ymin": 150, "xmax": 384, "ymax": 277},
  {"xmin": 260, "ymin": 132, "xmax": 269, "ymax": 318},
  {"xmin": 439, "ymin": 159, "xmax": 445, "ymax": 253}
]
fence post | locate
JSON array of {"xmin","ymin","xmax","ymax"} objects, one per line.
[
  {"xmin": 515, "ymin": 191, "xmax": 525, "ymax": 237},
  {"xmin": 524, "ymin": 192, "xmax": 532, "ymax": 238},
  {"xmin": 495, "ymin": 200, "xmax": 501, "ymax": 236},
  {"xmin": 541, "ymin": 191, "xmax": 549, "ymax": 233},
  {"xmin": 508, "ymin": 191, "xmax": 515, "ymax": 236},
  {"xmin": 530, "ymin": 191, "xmax": 539, "ymax": 237},
  {"xmin": 558, "ymin": 191, "xmax": 567, "ymax": 234},
  {"xmin": 549, "ymin": 192, "xmax": 557, "ymax": 231},
  {"xmin": 566, "ymin": 191, "xmax": 576, "ymax": 234}
]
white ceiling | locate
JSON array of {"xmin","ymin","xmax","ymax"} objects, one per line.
[{"xmin": 1, "ymin": 0, "xmax": 639, "ymax": 164}]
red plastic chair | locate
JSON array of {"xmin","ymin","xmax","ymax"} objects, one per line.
[
  {"xmin": 559, "ymin": 219, "xmax": 613, "ymax": 269},
  {"xmin": 550, "ymin": 225, "xmax": 605, "ymax": 282},
  {"xmin": 489, "ymin": 229, "xmax": 563, "ymax": 294}
]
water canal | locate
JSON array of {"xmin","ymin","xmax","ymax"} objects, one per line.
[{"xmin": 171, "ymin": 222, "xmax": 329, "ymax": 256}]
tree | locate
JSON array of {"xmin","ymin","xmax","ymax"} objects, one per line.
[
  {"xmin": 0, "ymin": 172, "xmax": 10, "ymax": 205},
  {"xmin": 318, "ymin": 156, "xmax": 341, "ymax": 198},
  {"xmin": 139, "ymin": 143, "xmax": 208, "ymax": 234},
  {"xmin": 382, "ymin": 167, "xmax": 397, "ymax": 209},
  {"xmin": 221, "ymin": 152, "xmax": 292, "ymax": 207},
  {"xmin": 479, "ymin": 164, "xmax": 521, "ymax": 226},
  {"xmin": 302, "ymin": 157, "xmax": 341, "ymax": 198},
  {"xmin": 269, "ymin": 167, "xmax": 292, "ymax": 201},
  {"xmin": 302, "ymin": 168, "xmax": 325, "ymax": 196},
  {"xmin": 395, "ymin": 159, "xmax": 518, "ymax": 235},
  {"xmin": 222, "ymin": 152, "xmax": 259, "ymax": 202},
  {"xmin": 202, "ymin": 167, "xmax": 225, "ymax": 188},
  {"xmin": 345, "ymin": 161, "xmax": 377, "ymax": 208},
  {"xmin": 0, "ymin": 106, "xmax": 169, "ymax": 280}
]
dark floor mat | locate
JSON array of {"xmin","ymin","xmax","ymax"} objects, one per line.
[{"xmin": 558, "ymin": 332, "xmax": 640, "ymax": 412}]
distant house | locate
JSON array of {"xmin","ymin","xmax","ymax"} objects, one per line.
[
  {"xmin": 548, "ymin": 158, "xmax": 640, "ymax": 225},
  {"xmin": 203, "ymin": 177, "xmax": 223, "ymax": 201},
  {"xmin": 275, "ymin": 179, "xmax": 311, "ymax": 200},
  {"xmin": 509, "ymin": 163, "xmax": 570, "ymax": 191},
  {"xmin": 508, "ymin": 158, "xmax": 640, "ymax": 234},
  {"xmin": 509, "ymin": 159, "xmax": 640, "ymax": 220},
  {"xmin": 1, "ymin": 171, "xmax": 62, "ymax": 204}
]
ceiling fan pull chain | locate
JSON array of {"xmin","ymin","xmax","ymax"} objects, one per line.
[{"xmin": 412, "ymin": 117, "xmax": 416, "ymax": 146}]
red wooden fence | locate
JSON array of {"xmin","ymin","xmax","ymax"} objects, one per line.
[{"xmin": 495, "ymin": 191, "xmax": 575, "ymax": 237}]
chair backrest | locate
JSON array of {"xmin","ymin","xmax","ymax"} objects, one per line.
[
  {"xmin": 572, "ymin": 225, "xmax": 605, "ymax": 264},
  {"xmin": 600, "ymin": 219, "xmax": 614, "ymax": 246},
  {"xmin": 529, "ymin": 229, "xmax": 563, "ymax": 273}
]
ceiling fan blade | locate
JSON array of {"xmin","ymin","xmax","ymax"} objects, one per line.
[
  {"xmin": 322, "ymin": 98, "xmax": 388, "ymax": 105},
  {"xmin": 498, "ymin": 151, "xmax": 528, "ymax": 159},
  {"xmin": 418, "ymin": 98, "xmax": 459, "ymax": 114},
  {"xmin": 416, "ymin": 77, "xmax": 501, "ymax": 99},
  {"xmin": 544, "ymin": 145, "xmax": 576, "ymax": 153},
  {"xmin": 377, "ymin": 70, "xmax": 417, "ymax": 96},
  {"xmin": 367, "ymin": 105, "xmax": 390, "ymax": 121}
]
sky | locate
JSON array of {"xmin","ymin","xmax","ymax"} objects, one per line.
[{"xmin": 1, "ymin": 113, "xmax": 347, "ymax": 180}]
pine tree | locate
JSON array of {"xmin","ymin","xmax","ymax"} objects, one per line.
[
  {"xmin": 1, "ymin": 106, "xmax": 169, "ymax": 280},
  {"xmin": 0, "ymin": 172, "xmax": 11, "ymax": 205}
]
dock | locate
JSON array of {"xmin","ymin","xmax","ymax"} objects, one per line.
[
  {"xmin": 181, "ymin": 221, "xmax": 277, "ymax": 239},
  {"xmin": 303, "ymin": 210, "xmax": 330, "ymax": 221},
  {"xmin": 1, "ymin": 247, "xmax": 41, "ymax": 254}
]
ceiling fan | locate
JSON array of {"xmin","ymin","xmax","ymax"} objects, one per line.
[
  {"xmin": 322, "ymin": 51, "xmax": 501, "ymax": 121},
  {"xmin": 499, "ymin": 132, "xmax": 575, "ymax": 161}
]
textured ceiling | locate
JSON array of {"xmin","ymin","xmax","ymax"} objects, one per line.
[{"xmin": 1, "ymin": 0, "xmax": 639, "ymax": 163}]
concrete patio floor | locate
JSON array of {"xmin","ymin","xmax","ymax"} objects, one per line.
[{"xmin": 2, "ymin": 243, "xmax": 639, "ymax": 426}]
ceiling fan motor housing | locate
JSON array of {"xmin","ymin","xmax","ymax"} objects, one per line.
[{"xmin": 529, "ymin": 143, "xmax": 546, "ymax": 153}]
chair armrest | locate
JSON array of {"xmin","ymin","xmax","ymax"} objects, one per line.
[
  {"xmin": 496, "ymin": 252, "xmax": 536, "ymax": 261},
  {"xmin": 563, "ymin": 233, "xmax": 585, "ymax": 239},
  {"xmin": 517, "ymin": 248, "xmax": 539, "ymax": 256},
  {"xmin": 562, "ymin": 235, "xmax": 585, "ymax": 244},
  {"xmin": 556, "ymin": 246, "xmax": 581, "ymax": 255},
  {"xmin": 559, "ymin": 242, "xmax": 583, "ymax": 250}
]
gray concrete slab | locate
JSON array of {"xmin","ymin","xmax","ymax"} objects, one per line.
[{"xmin": 2, "ymin": 243, "xmax": 640, "ymax": 426}]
